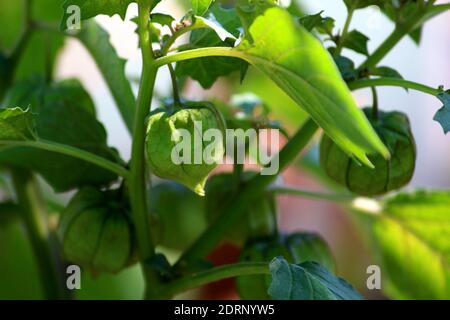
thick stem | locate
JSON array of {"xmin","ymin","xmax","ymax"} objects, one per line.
[
  {"xmin": 175, "ymin": 119, "xmax": 318, "ymax": 268},
  {"xmin": 163, "ymin": 263, "xmax": 269, "ymax": 298},
  {"xmin": 348, "ymin": 78, "xmax": 443, "ymax": 96},
  {"xmin": 12, "ymin": 169, "xmax": 69, "ymax": 300},
  {"xmin": 129, "ymin": 0, "xmax": 162, "ymax": 299}
]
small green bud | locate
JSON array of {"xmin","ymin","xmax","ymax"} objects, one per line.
[
  {"xmin": 58, "ymin": 188, "xmax": 135, "ymax": 274},
  {"xmin": 205, "ymin": 172, "xmax": 277, "ymax": 246},
  {"xmin": 236, "ymin": 233, "xmax": 335, "ymax": 300},
  {"xmin": 320, "ymin": 108, "xmax": 416, "ymax": 196},
  {"xmin": 145, "ymin": 102, "xmax": 226, "ymax": 196}
]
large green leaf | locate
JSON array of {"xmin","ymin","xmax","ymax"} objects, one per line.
[
  {"xmin": 235, "ymin": 7, "xmax": 388, "ymax": 165},
  {"xmin": 76, "ymin": 21, "xmax": 136, "ymax": 132},
  {"xmin": 61, "ymin": 0, "xmax": 134, "ymax": 29},
  {"xmin": 268, "ymin": 257, "xmax": 363, "ymax": 300},
  {"xmin": 0, "ymin": 78, "xmax": 120, "ymax": 192},
  {"xmin": 354, "ymin": 190, "xmax": 450, "ymax": 299},
  {"xmin": 176, "ymin": 4, "xmax": 245, "ymax": 89}
]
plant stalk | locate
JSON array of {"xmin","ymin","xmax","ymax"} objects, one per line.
[
  {"xmin": 129, "ymin": 0, "xmax": 161, "ymax": 299},
  {"xmin": 163, "ymin": 263, "xmax": 269, "ymax": 298},
  {"xmin": 11, "ymin": 169, "xmax": 69, "ymax": 300},
  {"xmin": 348, "ymin": 78, "xmax": 443, "ymax": 96}
]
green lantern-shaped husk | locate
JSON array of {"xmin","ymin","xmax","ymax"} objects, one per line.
[
  {"xmin": 236, "ymin": 233, "xmax": 335, "ymax": 300},
  {"xmin": 145, "ymin": 101, "xmax": 226, "ymax": 196},
  {"xmin": 58, "ymin": 187, "xmax": 135, "ymax": 274},
  {"xmin": 205, "ymin": 172, "xmax": 278, "ymax": 246},
  {"xmin": 320, "ymin": 108, "xmax": 416, "ymax": 196}
]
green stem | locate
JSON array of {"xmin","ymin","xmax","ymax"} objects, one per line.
[
  {"xmin": 152, "ymin": 47, "xmax": 245, "ymax": 68},
  {"xmin": 175, "ymin": 119, "xmax": 318, "ymax": 268},
  {"xmin": 161, "ymin": 24, "xmax": 202, "ymax": 56},
  {"xmin": 348, "ymin": 78, "xmax": 443, "ymax": 96},
  {"xmin": 269, "ymin": 186, "xmax": 354, "ymax": 203},
  {"xmin": 371, "ymin": 87, "xmax": 379, "ymax": 120},
  {"xmin": 11, "ymin": 169, "xmax": 69, "ymax": 300},
  {"xmin": 0, "ymin": 140, "xmax": 129, "ymax": 178},
  {"xmin": 358, "ymin": 9, "xmax": 426, "ymax": 71},
  {"xmin": 164, "ymin": 263, "xmax": 269, "ymax": 297},
  {"xmin": 167, "ymin": 63, "xmax": 181, "ymax": 106},
  {"xmin": 335, "ymin": 7, "xmax": 354, "ymax": 56},
  {"xmin": 129, "ymin": 0, "xmax": 160, "ymax": 299}
]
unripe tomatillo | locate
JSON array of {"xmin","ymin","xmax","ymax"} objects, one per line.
[
  {"xmin": 145, "ymin": 102, "xmax": 226, "ymax": 196},
  {"xmin": 58, "ymin": 187, "xmax": 135, "ymax": 274},
  {"xmin": 320, "ymin": 108, "xmax": 416, "ymax": 196}
]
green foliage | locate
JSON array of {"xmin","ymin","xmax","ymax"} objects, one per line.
[
  {"xmin": 61, "ymin": 0, "xmax": 134, "ymax": 29},
  {"xmin": 192, "ymin": 0, "xmax": 214, "ymax": 16},
  {"xmin": 59, "ymin": 187, "xmax": 136, "ymax": 274},
  {"xmin": 236, "ymin": 7, "xmax": 388, "ymax": 166},
  {"xmin": 341, "ymin": 30, "xmax": 370, "ymax": 56},
  {"xmin": 433, "ymin": 91, "xmax": 450, "ymax": 134},
  {"xmin": 76, "ymin": 21, "xmax": 136, "ymax": 132},
  {"xmin": 321, "ymin": 108, "xmax": 416, "ymax": 196},
  {"xmin": 236, "ymin": 233, "xmax": 336, "ymax": 299},
  {"xmin": 354, "ymin": 190, "xmax": 450, "ymax": 299},
  {"xmin": 268, "ymin": 257, "xmax": 362, "ymax": 300},
  {"xmin": 176, "ymin": 4, "xmax": 244, "ymax": 89},
  {"xmin": 145, "ymin": 102, "xmax": 225, "ymax": 196},
  {"xmin": 0, "ymin": 78, "xmax": 121, "ymax": 192},
  {"xmin": 0, "ymin": 107, "xmax": 35, "ymax": 140}
]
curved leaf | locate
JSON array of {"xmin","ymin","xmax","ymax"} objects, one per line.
[{"xmin": 236, "ymin": 7, "xmax": 388, "ymax": 165}]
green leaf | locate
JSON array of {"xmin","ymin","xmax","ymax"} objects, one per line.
[
  {"xmin": 76, "ymin": 21, "xmax": 136, "ymax": 132},
  {"xmin": 299, "ymin": 12, "xmax": 335, "ymax": 35},
  {"xmin": 369, "ymin": 66, "xmax": 404, "ymax": 79},
  {"xmin": 342, "ymin": 30, "xmax": 369, "ymax": 55},
  {"xmin": 176, "ymin": 4, "xmax": 244, "ymax": 89},
  {"xmin": 150, "ymin": 13, "xmax": 175, "ymax": 28},
  {"xmin": 192, "ymin": 0, "xmax": 214, "ymax": 16},
  {"xmin": 0, "ymin": 107, "xmax": 36, "ymax": 140},
  {"xmin": 433, "ymin": 91, "xmax": 450, "ymax": 134},
  {"xmin": 236, "ymin": 7, "xmax": 388, "ymax": 166},
  {"xmin": 354, "ymin": 190, "xmax": 450, "ymax": 299},
  {"xmin": 61, "ymin": 0, "xmax": 135, "ymax": 29},
  {"xmin": 333, "ymin": 55, "xmax": 359, "ymax": 83},
  {"xmin": 0, "ymin": 78, "xmax": 121, "ymax": 192},
  {"xmin": 268, "ymin": 257, "xmax": 363, "ymax": 300}
]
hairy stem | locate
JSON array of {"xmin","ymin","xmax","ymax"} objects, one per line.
[
  {"xmin": 164, "ymin": 262, "xmax": 269, "ymax": 297},
  {"xmin": 0, "ymin": 140, "xmax": 129, "ymax": 178},
  {"xmin": 175, "ymin": 119, "xmax": 318, "ymax": 267},
  {"xmin": 348, "ymin": 78, "xmax": 443, "ymax": 96},
  {"xmin": 11, "ymin": 169, "xmax": 69, "ymax": 300},
  {"xmin": 129, "ymin": 0, "xmax": 161, "ymax": 299}
]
